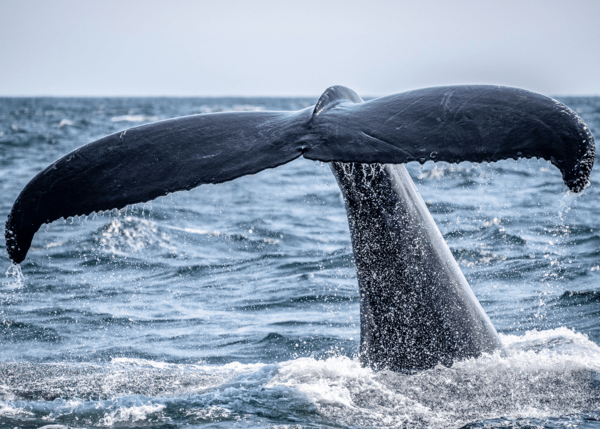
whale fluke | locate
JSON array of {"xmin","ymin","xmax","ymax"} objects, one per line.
[
  {"xmin": 308, "ymin": 86, "xmax": 595, "ymax": 193},
  {"xmin": 5, "ymin": 85, "xmax": 595, "ymax": 264}
]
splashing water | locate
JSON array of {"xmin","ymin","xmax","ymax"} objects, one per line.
[
  {"xmin": 3, "ymin": 264, "xmax": 24, "ymax": 289},
  {"xmin": 0, "ymin": 96, "xmax": 599, "ymax": 428}
]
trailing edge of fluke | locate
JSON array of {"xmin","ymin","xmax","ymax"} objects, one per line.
[{"xmin": 5, "ymin": 85, "xmax": 596, "ymax": 264}]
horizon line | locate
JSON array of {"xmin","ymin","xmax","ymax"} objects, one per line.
[{"xmin": 2, "ymin": 92, "xmax": 600, "ymax": 99}]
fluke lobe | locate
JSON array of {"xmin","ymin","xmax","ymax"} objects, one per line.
[{"xmin": 5, "ymin": 85, "xmax": 595, "ymax": 371}]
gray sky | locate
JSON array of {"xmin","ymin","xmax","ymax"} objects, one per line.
[{"xmin": 1, "ymin": 0, "xmax": 599, "ymax": 97}]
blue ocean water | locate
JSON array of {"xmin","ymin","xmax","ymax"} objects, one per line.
[{"xmin": 0, "ymin": 95, "xmax": 599, "ymax": 428}]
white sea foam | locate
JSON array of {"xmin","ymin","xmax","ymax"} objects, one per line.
[
  {"xmin": 258, "ymin": 328, "xmax": 600, "ymax": 428},
  {"xmin": 163, "ymin": 224, "xmax": 221, "ymax": 237},
  {"xmin": 232, "ymin": 104, "xmax": 264, "ymax": 112},
  {"xmin": 99, "ymin": 403, "xmax": 165, "ymax": 426},
  {"xmin": 110, "ymin": 115, "xmax": 159, "ymax": 122},
  {"xmin": 58, "ymin": 119, "xmax": 74, "ymax": 128},
  {"xmin": 38, "ymin": 425, "xmax": 70, "ymax": 429},
  {"xmin": 194, "ymin": 105, "xmax": 264, "ymax": 114},
  {"xmin": 0, "ymin": 402, "xmax": 33, "ymax": 417},
  {"xmin": 109, "ymin": 357, "xmax": 264, "ymax": 376},
  {"xmin": 1, "ymin": 328, "xmax": 598, "ymax": 428},
  {"xmin": 38, "ymin": 425, "xmax": 73, "ymax": 429},
  {"xmin": 73, "ymin": 328, "xmax": 593, "ymax": 428},
  {"xmin": 95, "ymin": 216, "xmax": 176, "ymax": 254},
  {"xmin": 3, "ymin": 264, "xmax": 24, "ymax": 289}
]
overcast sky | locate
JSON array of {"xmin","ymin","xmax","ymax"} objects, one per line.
[{"xmin": 1, "ymin": 0, "xmax": 599, "ymax": 97}]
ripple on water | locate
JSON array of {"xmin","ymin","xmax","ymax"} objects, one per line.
[
  {"xmin": 0, "ymin": 328, "xmax": 598, "ymax": 428},
  {"xmin": 2, "ymin": 97, "xmax": 600, "ymax": 428}
]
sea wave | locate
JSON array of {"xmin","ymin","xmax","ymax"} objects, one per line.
[
  {"xmin": 110, "ymin": 115, "xmax": 159, "ymax": 123},
  {"xmin": 0, "ymin": 328, "xmax": 598, "ymax": 428}
]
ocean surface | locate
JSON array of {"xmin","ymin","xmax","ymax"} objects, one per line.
[{"xmin": 0, "ymin": 95, "xmax": 599, "ymax": 429}]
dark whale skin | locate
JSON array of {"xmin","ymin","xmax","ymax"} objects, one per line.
[
  {"xmin": 4, "ymin": 85, "xmax": 594, "ymax": 371},
  {"xmin": 5, "ymin": 85, "xmax": 594, "ymax": 264},
  {"xmin": 332, "ymin": 162, "xmax": 503, "ymax": 370}
]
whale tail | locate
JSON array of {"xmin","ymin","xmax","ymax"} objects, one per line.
[
  {"xmin": 332, "ymin": 162, "xmax": 504, "ymax": 370},
  {"xmin": 5, "ymin": 85, "xmax": 595, "ymax": 264}
]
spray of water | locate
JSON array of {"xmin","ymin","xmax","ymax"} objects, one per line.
[{"xmin": 3, "ymin": 264, "xmax": 24, "ymax": 289}]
